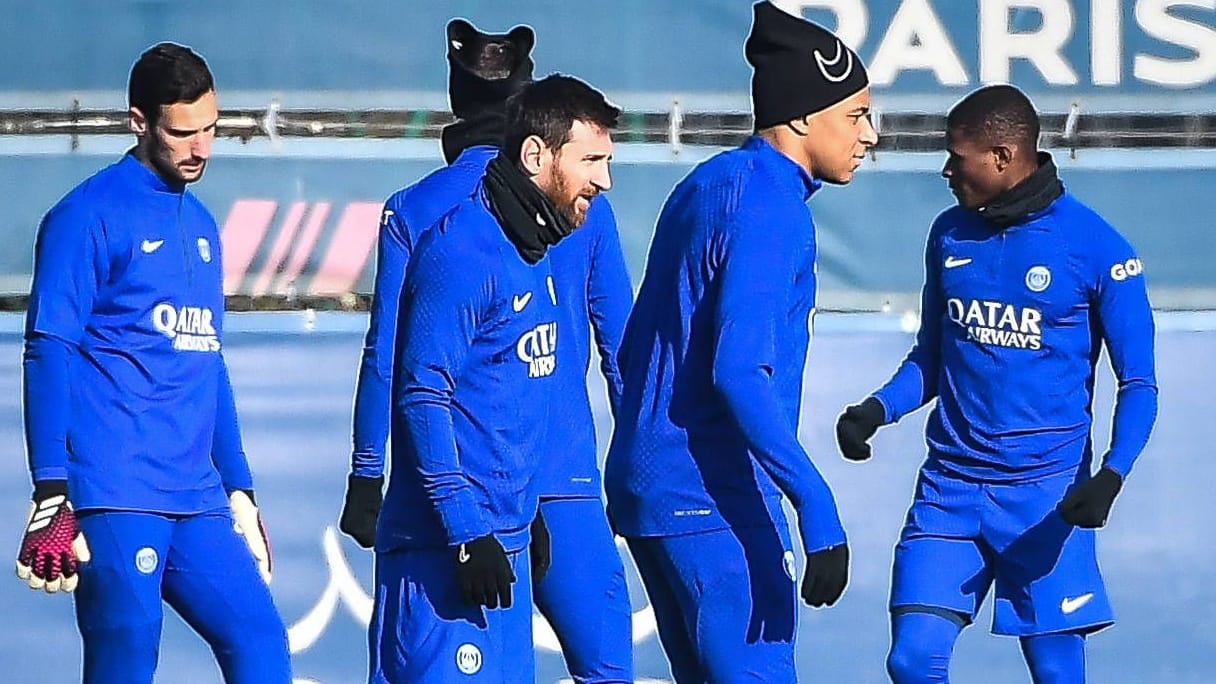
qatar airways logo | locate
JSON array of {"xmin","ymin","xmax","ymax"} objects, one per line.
[
  {"xmin": 151, "ymin": 303, "xmax": 221, "ymax": 352},
  {"xmin": 517, "ymin": 322, "xmax": 557, "ymax": 378},
  {"xmin": 948, "ymin": 298, "xmax": 1043, "ymax": 350}
]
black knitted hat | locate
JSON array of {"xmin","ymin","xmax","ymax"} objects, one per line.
[{"xmin": 745, "ymin": 2, "xmax": 869, "ymax": 129}]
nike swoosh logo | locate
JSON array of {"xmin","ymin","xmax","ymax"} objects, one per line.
[
  {"xmin": 813, "ymin": 40, "xmax": 854, "ymax": 83},
  {"xmin": 944, "ymin": 256, "xmax": 972, "ymax": 268},
  {"xmin": 141, "ymin": 239, "xmax": 165, "ymax": 254},
  {"xmin": 512, "ymin": 292, "xmax": 532, "ymax": 313},
  {"xmin": 1060, "ymin": 593, "xmax": 1094, "ymax": 614},
  {"xmin": 457, "ymin": 545, "xmax": 470, "ymax": 564}
]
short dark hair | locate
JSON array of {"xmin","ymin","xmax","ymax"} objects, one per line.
[
  {"xmin": 947, "ymin": 84, "xmax": 1040, "ymax": 151},
  {"xmin": 503, "ymin": 74, "xmax": 620, "ymax": 160},
  {"xmin": 128, "ymin": 42, "xmax": 215, "ymax": 125}
]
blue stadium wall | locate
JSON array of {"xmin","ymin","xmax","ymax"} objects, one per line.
[
  {"xmin": 2, "ymin": 143, "xmax": 1214, "ymax": 309},
  {"xmin": 2, "ymin": 1, "xmax": 1213, "ymax": 306}
]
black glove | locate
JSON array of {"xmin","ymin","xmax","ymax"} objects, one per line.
[
  {"xmin": 1058, "ymin": 467, "xmax": 1124, "ymax": 528},
  {"xmin": 339, "ymin": 475, "xmax": 384, "ymax": 548},
  {"xmin": 454, "ymin": 535, "xmax": 516, "ymax": 609},
  {"xmin": 836, "ymin": 397, "xmax": 886, "ymax": 462},
  {"xmin": 801, "ymin": 543, "xmax": 849, "ymax": 608},
  {"xmin": 529, "ymin": 509, "xmax": 551, "ymax": 584}
]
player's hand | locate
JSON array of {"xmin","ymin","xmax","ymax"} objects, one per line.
[
  {"xmin": 836, "ymin": 397, "xmax": 886, "ymax": 462},
  {"xmin": 529, "ymin": 509, "xmax": 551, "ymax": 584},
  {"xmin": 15, "ymin": 480, "xmax": 91, "ymax": 593},
  {"xmin": 339, "ymin": 474, "xmax": 384, "ymax": 549},
  {"xmin": 229, "ymin": 490, "xmax": 273, "ymax": 584},
  {"xmin": 801, "ymin": 543, "xmax": 849, "ymax": 608},
  {"xmin": 1058, "ymin": 467, "xmax": 1123, "ymax": 528},
  {"xmin": 453, "ymin": 535, "xmax": 516, "ymax": 609}
]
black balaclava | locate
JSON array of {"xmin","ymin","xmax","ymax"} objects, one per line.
[{"xmin": 441, "ymin": 19, "xmax": 535, "ymax": 164}]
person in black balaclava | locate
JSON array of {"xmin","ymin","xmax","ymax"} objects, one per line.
[
  {"xmin": 603, "ymin": 3, "xmax": 877, "ymax": 682},
  {"xmin": 441, "ymin": 18, "xmax": 535, "ymax": 164}
]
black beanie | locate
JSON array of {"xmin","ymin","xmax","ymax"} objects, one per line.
[
  {"xmin": 745, "ymin": 1, "xmax": 869, "ymax": 130},
  {"xmin": 446, "ymin": 18, "xmax": 535, "ymax": 120}
]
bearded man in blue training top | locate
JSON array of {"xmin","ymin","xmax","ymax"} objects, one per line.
[
  {"xmin": 367, "ymin": 74, "xmax": 621, "ymax": 683},
  {"xmin": 338, "ymin": 19, "xmax": 635, "ymax": 683},
  {"xmin": 17, "ymin": 42, "xmax": 290, "ymax": 684}
]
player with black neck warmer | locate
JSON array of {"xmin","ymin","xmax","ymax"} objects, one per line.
[
  {"xmin": 342, "ymin": 16, "xmax": 537, "ymax": 559},
  {"xmin": 482, "ymin": 151, "xmax": 576, "ymax": 263},
  {"xmin": 483, "ymin": 80, "xmax": 638, "ymax": 684},
  {"xmin": 605, "ymin": 2, "xmax": 877, "ymax": 681},
  {"xmin": 344, "ymin": 19, "xmax": 636, "ymax": 684},
  {"xmin": 836, "ymin": 84, "xmax": 1156, "ymax": 684},
  {"xmin": 367, "ymin": 73, "xmax": 622, "ymax": 683}
]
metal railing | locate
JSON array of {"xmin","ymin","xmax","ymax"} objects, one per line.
[{"xmin": 3, "ymin": 101, "xmax": 1214, "ymax": 152}]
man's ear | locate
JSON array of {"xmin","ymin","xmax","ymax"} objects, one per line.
[
  {"xmin": 992, "ymin": 143, "xmax": 1015, "ymax": 172},
  {"xmin": 519, "ymin": 134, "xmax": 547, "ymax": 176},
  {"xmin": 129, "ymin": 106, "xmax": 148, "ymax": 137},
  {"xmin": 786, "ymin": 113, "xmax": 812, "ymax": 137}
]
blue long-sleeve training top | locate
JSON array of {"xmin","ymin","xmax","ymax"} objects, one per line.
[
  {"xmin": 23, "ymin": 151, "xmax": 249, "ymax": 514},
  {"xmin": 873, "ymin": 191, "xmax": 1158, "ymax": 481},
  {"xmin": 376, "ymin": 186, "xmax": 562, "ymax": 554},
  {"xmin": 605, "ymin": 135, "xmax": 846, "ymax": 553},
  {"xmin": 351, "ymin": 145, "xmax": 633, "ymax": 500},
  {"xmin": 541, "ymin": 198, "xmax": 633, "ymax": 499}
]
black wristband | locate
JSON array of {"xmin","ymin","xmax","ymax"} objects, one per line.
[{"xmin": 32, "ymin": 479, "xmax": 68, "ymax": 502}]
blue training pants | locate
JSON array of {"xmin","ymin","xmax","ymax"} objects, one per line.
[
  {"xmin": 74, "ymin": 509, "xmax": 291, "ymax": 684},
  {"xmin": 533, "ymin": 497, "xmax": 633, "ymax": 683}
]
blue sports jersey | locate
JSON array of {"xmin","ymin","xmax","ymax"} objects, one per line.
[
  {"xmin": 352, "ymin": 147, "xmax": 631, "ymax": 500},
  {"xmin": 873, "ymin": 191, "xmax": 1158, "ymax": 481},
  {"xmin": 541, "ymin": 199, "xmax": 632, "ymax": 498},
  {"xmin": 24, "ymin": 152, "xmax": 248, "ymax": 513},
  {"xmin": 377, "ymin": 186, "xmax": 562, "ymax": 554},
  {"xmin": 605, "ymin": 135, "xmax": 846, "ymax": 553},
  {"xmin": 351, "ymin": 145, "xmax": 498, "ymax": 478}
]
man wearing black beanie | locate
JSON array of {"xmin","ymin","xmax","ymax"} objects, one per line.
[
  {"xmin": 341, "ymin": 18, "xmax": 636, "ymax": 684},
  {"xmin": 744, "ymin": 0, "xmax": 877, "ymax": 183},
  {"xmin": 605, "ymin": 2, "xmax": 877, "ymax": 681}
]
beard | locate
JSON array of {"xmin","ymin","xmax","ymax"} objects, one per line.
[
  {"xmin": 545, "ymin": 165, "xmax": 596, "ymax": 228},
  {"xmin": 143, "ymin": 135, "xmax": 206, "ymax": 185}
]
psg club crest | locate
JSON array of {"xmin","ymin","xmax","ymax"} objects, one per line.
[
  {"xmin": 1025, "ymin": 265, "xmax": 1051, "ymax": 293},
  {"xmin": 197, "ymin": 237, "xmax": 212, "ymax": 263}
]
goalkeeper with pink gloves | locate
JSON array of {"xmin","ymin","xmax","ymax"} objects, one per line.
[{"xmin": 16, "ymin": 42, "xmax": 290, "ymax": 683}]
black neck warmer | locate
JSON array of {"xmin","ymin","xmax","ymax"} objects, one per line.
[
  {"xmin": 977, "ymin": 152, "xmax": 1064, "ymax": 228},
  {"xmin": 483, "ymin": 153, "xmax": 574, "ymax": 264}
]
